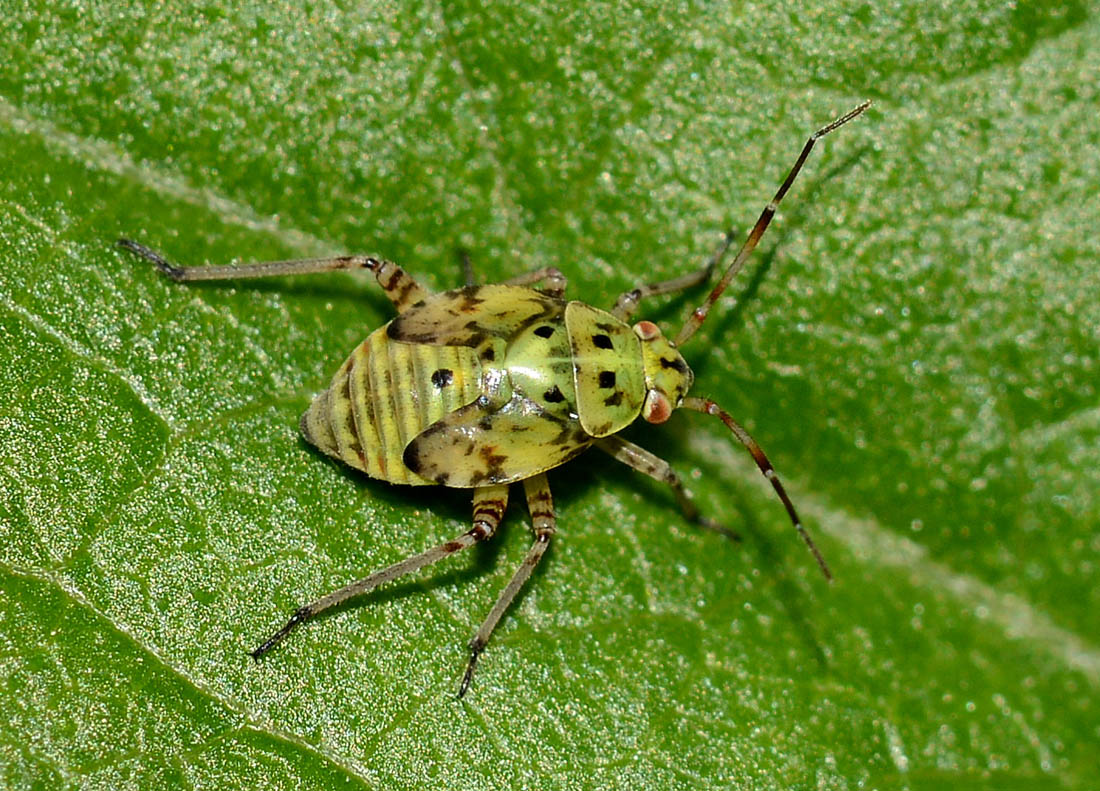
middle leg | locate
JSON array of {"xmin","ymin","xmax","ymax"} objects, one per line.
[
  {"xmin": 502, "ymin": 266, "xmax": 568, "ymax": 298},
  {"xmin": 610, "ymin": 252, "xmax": 717, "ymax": 321}
]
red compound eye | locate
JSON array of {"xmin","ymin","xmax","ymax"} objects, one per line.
[
  {"xmin": 642, "ymin": 390, "xmax": 672, "ymax": 424},
  {"xmin": 633, "ymin": 321, "xmax": 660, "ymax": 341}
]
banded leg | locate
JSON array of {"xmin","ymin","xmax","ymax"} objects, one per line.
[
  {"xmin": 681, "ymin": 396, "xmax": 831, "ymax": 581},
  {"xmin": 458, "ymin": 473, "xmax": 556, "ymax": 698},
  {"xmin": 250, "ymin": 485, "xmax": 509, "ymax": 659},
  {"xmin": 502, "ymin": 266, "xmax": 567, "ymax": 298},
  {"xmin": 116, "ymin": 238, "xmax": 430, "ymax": 313},
  {"xmin": 595, "ymin": 435, "xmax": 739, "ymax": 540},
  {"xmin": 611, "ymin": 259, "xmax": 715, "ymax": 322}
]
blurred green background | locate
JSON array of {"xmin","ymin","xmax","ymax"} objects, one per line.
[{"xmin": 1, "ymin": 1, "xmax": 1097, "ymax": 788}]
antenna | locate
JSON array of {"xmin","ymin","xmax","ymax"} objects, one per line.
[{"xmin": 674, "ymin": 101, "xmax": 870, "ymax": 347}]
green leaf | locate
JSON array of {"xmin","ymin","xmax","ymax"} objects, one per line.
[{"xmin": 2, "ymin": 1, "xmax": 1098, "ymax": 788}]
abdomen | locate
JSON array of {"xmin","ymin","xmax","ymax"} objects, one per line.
[{"xmin": 300, "ymin": 325, "xmax": 483, "ymax": 485}]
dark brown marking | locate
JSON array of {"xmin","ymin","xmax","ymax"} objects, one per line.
[
  {"xmin": 458, "ymin": 286, "xmax": 486, "ymax": 313},
  {"xmin": 603, "ymin": 391, "xmax": 623, "ymax": 407},
  {"xmin": 431, "ymin": 368, "xmax": 454, "ymax": 388},
  {"xmin": 481, "ymin": 347, "xmax": 496, "ymax": 362},
  {"xmin": 442, "ymin": 540, "xmax": 464, "ymax": 553},
  {"xmin": 598, "ymin": 371, "xmax": 616, "ymax": 388},
  {"xmin": 595, "ymin": 321, "xmax": 617, "ymax": 333},
  {"xmin": 387, "ymin": 323, "xmax": 437, "ymax": 343},
  {"xmin": 402, "ymin": 442, "xmax": 423, "ymax": 473},
  {"xmin": 396, "ymin": 279, "xmax": 415, "ymax": 304},
  {"xmin": 478, "ymin": 445, "xmax": 508, "ymax": 481},
  {"xmin": 551, "ymin": 420, "xmax": 589, "ymax": 445},
  {"xmin": 534, "ymin": 325, "xmax": 555, "ymax": 338},
  {"xmin": 337, "ymin": 377, "xmax": 363, "ymax": 457},
  {"xmin": 592, "ymin": 333, "xmax": 613, "ymax": 349},
  {"xmin": 543, "ymin": 386, "xmax": 565, "ymax": 403},
  {"xmin": 473, "ymin": 501, "xmax": 506, "ymax": 520},
  {"xmin": 660, "ymin": 356, "xmax": 689, "ymax": 374}
]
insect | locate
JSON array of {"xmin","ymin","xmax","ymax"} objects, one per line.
[{"xmin": 118, "ymin": 101, "xmax": 869, "ymax": 696}]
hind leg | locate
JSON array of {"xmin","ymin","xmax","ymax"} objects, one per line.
[
  {"xmin": 249, "ymin": 485, "xmax": 509, "ymax": 659},
  {"xmin": 116, "ymin": 238, "xmax": 429, "ymax": 312},
  {"xmin": 458, "ymin": 473, "xmax": 557, "ymax": 697}
]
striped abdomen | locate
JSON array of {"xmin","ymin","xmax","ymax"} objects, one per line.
[{"xmin": 300, "ymin": 325, "xmax": 483, "ymax": 485}]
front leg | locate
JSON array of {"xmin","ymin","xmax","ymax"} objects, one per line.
[
  {"xmin": 595, "ymin": 435, "xmax": 739, "ymax": 541},
  {"xmin": 116, "ymin": 238, "xmax": 430, "ymax": 313}
]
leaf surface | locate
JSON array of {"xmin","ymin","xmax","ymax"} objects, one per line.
[{"xmin": 1, "ymin": 1, "xmax": 1098, "ymax": 788}]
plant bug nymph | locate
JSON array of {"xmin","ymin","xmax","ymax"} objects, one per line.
[{"xmin": 118, "ymin": 100, "xmax": 870, "ymax": 697}]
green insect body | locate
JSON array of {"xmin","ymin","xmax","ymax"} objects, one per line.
[
  {"xmin": 300, "ymin": 284, "xmax": 688, "ymax": 489},
  {"xmin": 117, "ymin": 101, "xmax": 869, "ymax": 697}
]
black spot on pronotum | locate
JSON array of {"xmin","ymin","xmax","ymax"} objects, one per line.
[
  {"xmin": 543, "ymin": 386, "xmax": 565, "ymax": 403},
  {"xmin": 598, "ymin": 371, "xmax": 616, "ymax": 388},
  {"xmin": 659, "ymin": 356, "xmax": 689, "ymax": 374},
  {"xmin": 431, "ymin": 368, "xmax": 454, "ymax": 388},
  {"xmin": 534, "ymin": 325, "xmax": 555, "ymax": 338},
  {"xmin": 592, "ymin": 333, "xmax": 613, "ymax": 349},
  {"xmin": 481, "ymin": 347, "xmax": 496, "ymax": 362}
]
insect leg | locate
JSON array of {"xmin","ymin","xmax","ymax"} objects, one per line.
[
  {"xmin": 458, "ymin": 473, "xmax": 556, "ymax": 698},
  {"xmin": 116, "ymin": 239, "xmax": 430, "ymax": 312},
  {"xmin": 501, "ymin": 267, "xmax": 568, "ymax": 298},
  {"xmin": 594, "ymin": 435, "xmax": 740, "ymax": 541},
  {"xmin": 250, "ymin": 485, "xmax": 509, "ymax": 659},
  {"xmin": 610, "ymin": 261, "xmax": 714, "ymax": 322},
  {"xmin": 459, "ymin": 250, "xmax": 476, "ymax": 286},
  {"xmin": 682, "ymin": 396, "xmax": 832, "ymax": 581}
]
